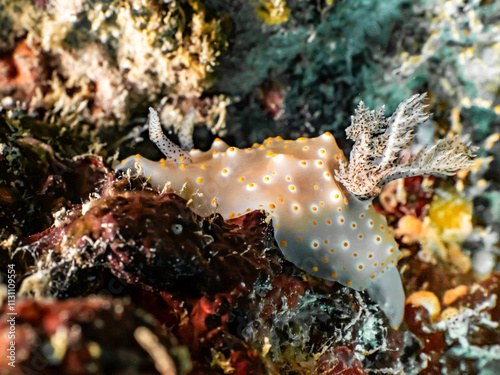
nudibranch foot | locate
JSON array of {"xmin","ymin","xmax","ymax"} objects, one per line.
[{"xmin": 365, "ymin": 266, "xmax": 405, "ymax": 328}]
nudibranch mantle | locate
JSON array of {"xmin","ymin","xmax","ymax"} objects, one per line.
[{"xmin": 116, "ymin": 95, "xmax": 477, "ymax": 328}]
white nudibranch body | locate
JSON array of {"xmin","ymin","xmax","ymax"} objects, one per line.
[{"xmin": 116, "ymin": 96, "xmax": 477, "ymax": 328}]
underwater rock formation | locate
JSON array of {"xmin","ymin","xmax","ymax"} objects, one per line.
[{"xmin": 1, "ymin": 0, "xmax": 500, "ymax": 374}]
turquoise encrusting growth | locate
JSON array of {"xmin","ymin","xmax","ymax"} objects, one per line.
[{"xmin": 116, "ymin": 94, "xmax": 476, "ymax": 328}]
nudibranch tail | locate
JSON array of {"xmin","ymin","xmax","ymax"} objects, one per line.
[{"xmin": 148, "ymin": 107, "xmax": 193, "ymax": 164}]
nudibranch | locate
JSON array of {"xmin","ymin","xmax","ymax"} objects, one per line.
[{"xmin": 115, "ymin": 94, "xmax": 477, "ymax": 328}]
